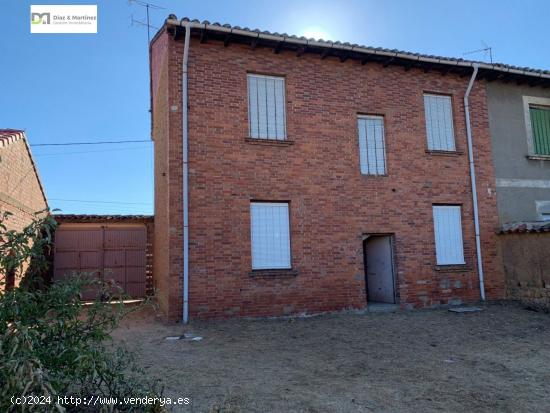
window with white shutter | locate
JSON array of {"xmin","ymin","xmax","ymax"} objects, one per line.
[
  {"xmin": 432, "ymin": 205, "xmax": 465, "ymax": 265},
  {"xmin": 250, "ymin": 202, "xmax": 291, "ymax": 269},
  {"xmin": 247, "ymin": 74, "xmax": 286, "ymax": 140},
  {"xmin": 358, "ymin": 115, "xmax": 386, "ymax": 175},
  {"xmin": 536, "ymin": 201, "xmax": 550, "ymax": 221},
  {"xmin": 424, "ymin": 94, "xmax": 456, "ymax": 151}
]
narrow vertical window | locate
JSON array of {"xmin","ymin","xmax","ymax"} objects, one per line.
[
  {"xmin": 250, "ymin": 202, "xmax": 291, "ymax": 269},
  {"xmin": 529, "ymin": 106, "xmax": 550, "ymax": 156},
  {"xmin": 432, "ymin": 205, "xmax": 465, "ymax": 265},
  {"xmin": 247, "ymin": 74, "xmax": 286, "ymax": 140},
  {"xmin": 358, "ymin": 115, "xmax": 386, "ymax": 175},
  {"xmin": 424, "ymin": 94, "xmax": 456, "ymax": 151}
]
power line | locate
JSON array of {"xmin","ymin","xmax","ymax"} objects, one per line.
[
  {"xmin": 33, "ymin": 146, "xmax": 150, "ymax": 157},
  {"xmin": 30, "ymin": 140, "xmax": 150, "ymax": 147},
  {"xmin": 49, "ymin": 198, "xmax": 152, "ymax": 205}
]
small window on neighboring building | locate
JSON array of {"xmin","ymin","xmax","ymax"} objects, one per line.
[
  {"xmin": 432, "ymin": 205, "xmax": 465, "ymax": 265},
  {"xmin": 536, "ymin": 200, "xmax": 550, "ymax": 221},
  {"xmin": 247, "ymin": 74, "xmax": 286, "ymax": 140},
  {"xmin": 529, "ymin": 105, "xmax": 550, "ymax": 156},
  {"xmin": 250, "ymin": 202, "xmax": 291, "ymax": 269},
  {"xmin": 358, "ymin": 115, "xmax": 386, "ymax": 175},
  {"xmin": 424, "ymin": 94, "xmax": 456, "ymax": 151}
]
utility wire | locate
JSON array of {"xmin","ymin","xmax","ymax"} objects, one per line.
[
  {"xmin": 33, "ymin": 146, "xmax": 150, "ymax": 157},
  {"xmin": 30, "ymin": 140, "xmax": 150, "ymax": 147},
  {"xmin": 49, "ymin": 198, "xmax": 152, "ymax": 205}
]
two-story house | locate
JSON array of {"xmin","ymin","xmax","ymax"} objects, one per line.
[
  {"xmin": 148, "ymin": 16, "xmax": 532, "ymax": 321},
  {"xmin": 487, "ymin": 80, "xmax": 550, "ymax": 223},
  {"xmin": 487, "ymin": 72, "xmax": 550, "ymax": 306}
]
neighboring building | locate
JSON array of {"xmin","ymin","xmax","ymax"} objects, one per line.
[
  {"xmin": 487, "ymin": 81, "xmax": 550, "ymax": 307},
  {"xmin": 0, "ymin": 129, "xmax": 48, "ymax": 289},
  {"xmin": 149, "ymin": 16, "xmax": 550, "ymax": 320},
  {"xmin": 0, "ymin": 129, "xmax": 48, "ymax": 231},
  {"xmin": 487, "ymin": 83, "xmax": 550, "ymax": 224}
]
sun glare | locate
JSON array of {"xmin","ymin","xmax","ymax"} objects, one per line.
[{"xmin": 301, "ymin": 27, "xmax": 331, "ymax": 41}]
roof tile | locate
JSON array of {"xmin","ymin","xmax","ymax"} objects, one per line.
[{"xmin": 170, "ymin": 17, "xmax": 549, "ymax": 76}]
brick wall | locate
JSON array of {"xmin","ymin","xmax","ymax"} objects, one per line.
[
  {"xmin": 0, "ymin": 135, "xmax": 48, "ymax": 287},
  {"xmin": 499, "ymin": 232, "xmax": 550, "ymax": 310},
  {"xmin": 151, "ymin": 29, "xmax": 505, "ymax": 320},
  {"xmin": 151, "ymin": 30, "xmax": 185, "ymax": 318},
  {"xmin": 0, "ymin": 137, "xmax": 47, "ymax": 232}
]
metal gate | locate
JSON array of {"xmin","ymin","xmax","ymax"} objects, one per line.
[{"xmin": 54, "ymin": 224, "xmax": 147, "ymax": 300}]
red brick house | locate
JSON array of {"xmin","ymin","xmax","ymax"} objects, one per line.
[
  {"xmin": 0, "ymin": 129, "xmax": 48, "ymax": 231},
  {"xmin": 0, "ymin": 129, "xmax": 48, "ymax": 289},
  {"xmin": 150, "ymin": 17, "xmax": 511, "ymax": 321}
]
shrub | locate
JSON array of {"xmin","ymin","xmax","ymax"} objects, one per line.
[{"xmin": 0, "ymin": 212, "xmax": 164, "ymax": 412}]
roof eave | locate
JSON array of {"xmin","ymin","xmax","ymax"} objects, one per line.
[{"xmin": 164, "ymin": 18, "xmax": 550, "ymax": 83}]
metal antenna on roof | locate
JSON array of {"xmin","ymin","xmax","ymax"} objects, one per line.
[
  {"xmin": 128, "ymin": 0, "xmax": 165, "ymax": 45},
  {"xmin": 463, "ymin": 41, "xmax": 493, "ymax": 64}
]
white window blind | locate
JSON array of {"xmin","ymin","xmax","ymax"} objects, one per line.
[
  {"xmin": 250, "ymin": 202, "xmax": 291, "ymax": 269},
  {"xmin": 433, "ymin": 205, "xmax": 465, "ymax": 265},
  {"xmin": 358, "ymin": 115, "xmax": 386, "ymax": 175},
  {"xmin": 537, "ymin": 201, "xmax": 550, "ymax": 221},
  {"xmin": 247, "ymin": 74, "xmax": 286, "ymax": 140},
  {"xmin": 424, "ymin": 94, "xmax": 456, "ymax": 151}
]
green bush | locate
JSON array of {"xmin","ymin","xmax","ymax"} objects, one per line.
[{"xmin": 0, "ymin": 212, "xmax": 164, "ymax": 412}]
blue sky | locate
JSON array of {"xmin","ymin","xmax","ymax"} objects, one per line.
[{"xmin": 1, "ymin": 0, "xmax": 549, "ymax": 215}]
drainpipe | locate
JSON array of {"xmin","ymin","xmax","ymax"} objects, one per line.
[
  {"xmin": 464, "ymin": 63, "xmax": 485, "ymax": 301},
  {"xmin": 181, "ymin": 21, "xmax": 191, "ymax": 323}
]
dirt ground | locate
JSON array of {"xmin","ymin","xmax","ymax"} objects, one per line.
[{"xmin": 112, "ymin": 303, "xmax": 550, "ymax": 413}]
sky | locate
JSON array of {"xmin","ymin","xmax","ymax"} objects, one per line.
[{"xmin": 1, "ymin": 0, "xmax": 549, "ymax": 215}]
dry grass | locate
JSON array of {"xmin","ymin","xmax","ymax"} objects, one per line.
[{"xmin": 112, "ymin": 303, "xmax": 550, "ymax": 412}]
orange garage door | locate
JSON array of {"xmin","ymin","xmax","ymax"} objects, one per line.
[{"xmin": 54, "ymin": 224, "xmax": 147, "ymax": 300}]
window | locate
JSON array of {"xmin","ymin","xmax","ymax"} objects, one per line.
[
  {"xmin": 358, "ymin": 115, "xmax": 386, "ymax": 175},
  {"xmin": 432, "ymin": 205, "xmax": 465, "ymax": 265},
  {"xmin": 250, "ymin": 202, "xmax": 291, "ymax": 269},
  {"xmin": 424, "ymin": 94, "xmax": 456, "ymax": 151},
  {"xmin": 536, "ymin": 201, "xmax": 550, "ymax": 221},
  {"xmin": 247, "ymin": 74, "xmax": 286, "ymax": 140},
  {"xmin": 523, "ymin": 96, "xmax": 550, "ymax": 158},
  {"xmin": 529, "ymin": 106, "xmax": 550, "ymax": 156}
]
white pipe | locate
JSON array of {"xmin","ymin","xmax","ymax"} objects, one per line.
[
  {"xmin": 182, "ymin": 22, "xmax": 191, "ymax": 323},
  {"xmin": 464, "ymin": 63, "xmax": 485, "ymax": 301}
]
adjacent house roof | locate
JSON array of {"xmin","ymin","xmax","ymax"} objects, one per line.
[
  {"xmin": 160, "ymin": 16, "xmax": 550, "ymax": 87},
  {"xmin": 0, "ymin": 129, "xmax": 48, "ymax": 207},
  {"xmin": 0, "ymin": 129, "xmax": 26, "ymax": 146},
  {"xmin": 500, "ymin": 221, "xmax": 550, "ymax": 234}
]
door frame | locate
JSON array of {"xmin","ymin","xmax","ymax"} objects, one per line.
[{"xmin": 362, "ymin": 233, "xmax": 397, "ymax": 304}]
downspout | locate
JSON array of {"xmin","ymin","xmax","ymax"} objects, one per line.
[
  {"xmin": 464, "ymin": 63, "xmax": 486, "ymax": 301},
  {"xmin": 181, "ymin": 21, "xmax": 191, "ymax": 323}
]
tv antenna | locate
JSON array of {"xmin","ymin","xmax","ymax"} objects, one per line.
[
  {"xmin": 463, "ymin": 41, "xmax": 493, "ymax": 64},
  {"xmin": 128, "ymin": 0, "xmax": 165, "ymax": 44}
]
